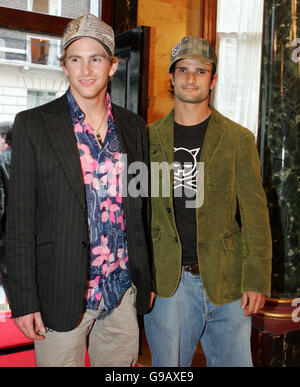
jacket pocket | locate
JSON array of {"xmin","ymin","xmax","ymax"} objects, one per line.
[
  {"xmin": 220, "ymin": 229, "xmax": 243, "ymax": 300},
  {"xmin": 151, "ymin": 228, "xmax": 161, "ymax": 242},
  {"xmin": 223, "ymin": 227, "xmax": 240, "ymax": 251}
]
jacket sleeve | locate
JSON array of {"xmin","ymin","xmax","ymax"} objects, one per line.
[
  {"xmin": 236, "ymin": 131, "xmax": 272, "ymax": 296},
  {"xmin": 0, "ymin": 166, "xmax": 5, "ymax": 238},
  {"xmin": 6, "ymin": 113, "xmax": 41, "ymax": 317}
]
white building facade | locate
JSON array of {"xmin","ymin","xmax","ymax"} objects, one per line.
[{"xmin": 0, "ymin": 0, "xmax": 101, "ymax": 123}]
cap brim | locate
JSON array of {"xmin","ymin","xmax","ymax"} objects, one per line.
[
  {"xmin": 168, "ymin": 54, "xmax": 214, "ymax": 73},
  {"xmin": 63, "ymin": 36, "xmax": 113, "ymax": 56}
]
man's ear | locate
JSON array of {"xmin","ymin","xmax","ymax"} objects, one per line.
[
  {"xmin": 109, "ymin": 60, "xmax": 118, "ymax": 78},
  {"xmin": 62, "ymin": 62, "xmax": 68, "ymax": 78},
  {"xmin": 210, "ymin": 73, "xmax": 218, "ymax": 90},
  {"xmin": 169, "ymin": 72, "xmax": 175, "ymax": 87}
]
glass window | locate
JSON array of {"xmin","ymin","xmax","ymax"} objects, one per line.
[
  {"xmin": 213, "ymin": 0, "xmax": 264, "ymax": 137},
  {"xmin": 27, "ymin": 35, "xmax": 61, "ymax": 67},
  {"xmin": 0, "ymin": 28, "xmax": 68, "ymax": 123},
  {"xmin": 28, "ymin": 0, "xmax": 61, "ymax": 16},
  {"xmin": 27, "ymin": 90, "xmax": 56, "ymax": 109}
]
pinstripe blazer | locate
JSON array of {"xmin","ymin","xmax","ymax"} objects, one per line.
[{"xmin": 6, "ymin": 94, "xmax": 155, "ymax": 332}]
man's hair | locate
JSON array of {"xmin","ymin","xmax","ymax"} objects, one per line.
[
  {"xmin": 168, "ymin": 63, "xmax": 217, "ymax": 97},
  {"xmin": 58, "ymin": 50, "xmax": 118, "ymax": 66},
  {"xmin": 0, "ymin": 121, "xmax": 13, "ymax": 146}
]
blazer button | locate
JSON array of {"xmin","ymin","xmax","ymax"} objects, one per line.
[
  {"xmin": 167, "ymin": 207, "xmax": 171, "ymax": 213},
  {"xmin": 175, "ymin": 236, "xmax": 179, "ymax": 243},
  {"xmin": 153, "ymin": 149, "xmax": 158, "ymax": 155}
]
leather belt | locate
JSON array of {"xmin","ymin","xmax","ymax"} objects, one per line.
[{"xmin": 183, "ymin": 263, "xmax": 200, "ymax": 275}]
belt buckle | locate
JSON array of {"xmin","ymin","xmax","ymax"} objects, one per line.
[{"xmin": 183, "ymin": 264, "xmax": 199, "ymax": 275}]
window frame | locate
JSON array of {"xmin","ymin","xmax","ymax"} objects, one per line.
[{"xmin": 26, "ymin": 33, "xmax": 61, "ymax": 67}]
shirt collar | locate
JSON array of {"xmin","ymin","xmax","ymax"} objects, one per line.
[{"xmin": 66, "ymin": 88, "xmax": 114, "ymax": 125}]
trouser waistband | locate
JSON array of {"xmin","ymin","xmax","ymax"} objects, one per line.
[{"xmin": 182, "ymin": 263, "xmax": 200, "ymax": 275}]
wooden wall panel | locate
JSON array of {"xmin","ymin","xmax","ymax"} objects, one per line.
[{"xmin": 137, "ymin": 0, "xmax": 217, "ymax": 123}]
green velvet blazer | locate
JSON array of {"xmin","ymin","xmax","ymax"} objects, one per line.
[{"xmin": 149, "ymin": 106, "xmax": 272, "ymax": 305}]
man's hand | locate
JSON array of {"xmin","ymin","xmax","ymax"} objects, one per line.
[
  {"xmin": 14, "ymin": 312, "xmax": 46, "ymax": 341},
  {"xmin": 149, "ymin": 291, "xmax": 156, "ymax": 309},
  {"xmin": 242, "ymin": 292, "xmax": 266, "ymax": 316}
]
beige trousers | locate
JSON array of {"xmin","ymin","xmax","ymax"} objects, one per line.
[{"xmin": 34, "ymin": 287, "xmax": 139, "ymax": 367}]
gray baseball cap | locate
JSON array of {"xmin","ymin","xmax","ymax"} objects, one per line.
[
  {"xmin": 168, "ymin": 36, "xmax": 217, "ymax": 73},
  {"xmin": 62, "ymin": 14, "xmax": 115, "ymax": 56}
]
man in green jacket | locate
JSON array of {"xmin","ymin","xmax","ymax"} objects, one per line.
[{"xmin": 144, "ymin": 36, "xmax": 272, "ymax": 367}]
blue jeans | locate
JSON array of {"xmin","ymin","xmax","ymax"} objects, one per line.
[{"xmin": 144, "ymin": 270, "xmax": 253, "ymax": 367}]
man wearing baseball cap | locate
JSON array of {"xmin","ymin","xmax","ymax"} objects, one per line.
[
  {"xmin": 144, "ymin": 36, "xmax": 272, "ymax": 366},
  {"xmin": 6, "ymin": 14, "xmax": 155, "ymax": 367}
]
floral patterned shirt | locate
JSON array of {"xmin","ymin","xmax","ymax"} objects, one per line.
[{"xmin": 67, "ymin": 89, "xmax": 131, "ymax": 316}]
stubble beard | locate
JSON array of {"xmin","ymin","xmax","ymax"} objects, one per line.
[{"xmin": 176, "ymin": 87, "xmax": 210, "ymax": 104}]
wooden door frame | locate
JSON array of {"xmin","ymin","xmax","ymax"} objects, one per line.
[{"xmin": 200, "ymin": 0, "xmax": 218, "ymax": 48}]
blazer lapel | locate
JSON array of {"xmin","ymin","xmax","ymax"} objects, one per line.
[
  {"xmin": 200, "ymin": 105, "xmax": 226, "ymax": 176},
  {"xmin": 156, "ymin": 109, "xmax": 174, "ymax": 165},
  {"xmin": 155, "ymin": 106, "xmax": 226, "ymax": 171},
  {"xmin": 154, "ymin": 106, "xmax": 225, "ymax": 202},
  {"xmin": 112, "ymin": 104, "xmax": 137, "ymax": 164},
  {"xmin": 41, "ymin": 95, "xmax": 86, "ymax": 211}
]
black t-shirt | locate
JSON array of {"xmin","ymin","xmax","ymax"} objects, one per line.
[{"xmin": 173, "ymin": 116, "xmax": 210, "ymax": 265}]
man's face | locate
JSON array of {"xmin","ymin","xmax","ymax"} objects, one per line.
[
  {"xmin": 62, "ymin": 37, "xmax": 118, "ymax": 103},
  {"xmin": 170, "ymin": 58, "xmax": 217, "ymax": 104}
]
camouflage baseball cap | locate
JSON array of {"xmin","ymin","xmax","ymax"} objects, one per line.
[
  {"xmin": 168, "ymin": 36, "xmax": 217, "ymax": 72},
  {"xmin": 62, "ymin": 14, "xmax": 115, "ymax": 55}
]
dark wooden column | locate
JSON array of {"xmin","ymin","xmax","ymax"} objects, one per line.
[{"xmin": 101, "ymin": 0, "xmax": 114, "ymax": 26}]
